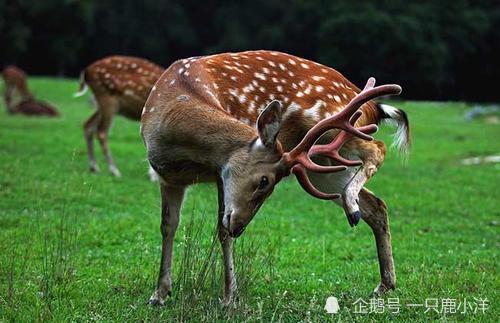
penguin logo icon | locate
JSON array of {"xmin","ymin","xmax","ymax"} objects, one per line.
[{"xmin": 324, "ymin": 296, "xmax": 340, "ymax": 314}]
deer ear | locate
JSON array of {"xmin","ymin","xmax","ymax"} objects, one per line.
[{"xmin": 256, "ymin": 100, "xmax": 282, "ymax": 148}]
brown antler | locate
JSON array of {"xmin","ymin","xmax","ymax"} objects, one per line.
[{"xmin": 282, "ymin": 77, "xmax": 402, "ymax": 200}]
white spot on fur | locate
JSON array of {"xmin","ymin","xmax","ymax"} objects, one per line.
[
  {"xmin": 334, "ymin": 95, "xmax": 341, "ymax": 103},
  {"xmin": 243, "ymin": 84, "xmax": 254, "ymax": 93},
  {"xmin": 304, "ymin": 84, "xmax": 312, "ymax": 95},
  {"xmin": 248, "ymin": 101, "xmax": 256, "ymax": 113},
  {"xmin": 276, "ymin": 85, "xmax": 283, "ymax": 92},
  {"xmin": 255, "ymin": 73, "xmax": 266, "ymax": 80},
  {"xmin": 300, "ymin": 63, "xmax": 309, "ymax": 69},
  {"xmin": 304, "ymin": 100, "xmax": 325, "ymax": 119},
  {"xmin": 297, "ymin": 91, "xmax": 304, "ymax": 97},
  {"xmin": 315, "ymin": 85, "xmax": 324, "ymax": 92},
  {"xmin": 288, "ymin": 59, "xmax": 296, "ymax": 65}
]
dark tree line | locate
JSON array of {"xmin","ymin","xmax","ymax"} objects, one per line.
[{"xmin": 1, "ymin": 0, "xmax": 499, "ymax": 101}]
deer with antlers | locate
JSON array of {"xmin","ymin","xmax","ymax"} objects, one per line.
[
  {"xmin": 75, "ymin": 56, "xmax": 163, "ymax": 178},
  {"xmin": 2, "ymin": 65, "xmax": 33, "ymax": 113},
  {"xmin": 141, "ymin": 50, "xmax": 410, "ymax": 305}
]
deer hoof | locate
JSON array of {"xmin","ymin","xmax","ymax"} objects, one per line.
[
  {"xmin": 89, "ymin": 164, "xmax": 100, "ymax": 173},
  {"xmin": 147, "ymin": 290, "xmax": 170, "ymax": 306},
  {"xmin": 109, "ymin": 166, "xmax": 122, "ymax": 177},
  {"xmin": 372, "ymin": 282, "xmax": 395, "ymax": 296},
  {"xmin": 347, "ymin": 210, "xmax": 362, "ymax": 227},
  {"xmin": 220, "ymin": 297, "xmax": 238, "ymax": 308}
]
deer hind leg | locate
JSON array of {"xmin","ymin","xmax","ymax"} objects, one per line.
[
  {"xmin": 217, "ymin": 178, "xmax": 237, "ymax": 305},
  {"xmin": 83, "ymin": 111, "xmax": 101, "ymax": 172},
  {"xmin": 149, "ymin": 184, "xmax": 185, "ymax": 306},
  {"xmin": 95, "ymin": 96, "xmax": 121, "ymax": 177},
  {"xmin": 359, "ymin": 188, "xmax": 396, "ymax": 295},
  {"xmin": 341, "ymin": 139, "xmax": 387, "ymax": 226}
]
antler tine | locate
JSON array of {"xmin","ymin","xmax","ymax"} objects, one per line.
[
  {"xmin": 284, "ymin": 78, "xmax": 401, "ymax": 166},
  {"xmin": 291, "ymin": 165, "xmax": 341, "ymax": 200},
  {"xmin": 283, "ymin": 77, "xmax": 402, "ymax": 201}
]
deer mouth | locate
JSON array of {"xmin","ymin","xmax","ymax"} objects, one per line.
[{"xmin": 229, "ymin": 226, "xmax": 246, "ymax": 238}]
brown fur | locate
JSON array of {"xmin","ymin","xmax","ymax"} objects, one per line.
[
  {"xmin": 2, "ymin": 65, "xmax": 33, "ymax": 113},
  {"xmin": 79, "ymin": 56, "xmax": 163, "ymax": 176},
  {"xmin": 142, "ymin": 50, "xmax": 405, "ymax": 305}
]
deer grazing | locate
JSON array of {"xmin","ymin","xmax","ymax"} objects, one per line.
[
  {"xmin": 75, "ymin": 56, "xmax": 163, "ymax": 178},
  {"xmin": 141, "ymin": 50, "xmax": 410, "ymax": 305},
  {"xmin": 2, "ymin": 65, "xmax": 33, "ymax": 113}
]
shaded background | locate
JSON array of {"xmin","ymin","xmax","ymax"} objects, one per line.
[{"xmin": 1, "ymin": 0, "xmax": 499, "ymax": 101}]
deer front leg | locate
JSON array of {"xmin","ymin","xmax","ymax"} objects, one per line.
[
  {"xmin": 217, "ymin": 178, "xmax": 237, "ymax": 305},
  {"xmin": 149, "ymin": 184, "xmax": 185, "ymax": 306},
  {"xmin": 341, "ymin": 139, "xmax": 386, "ymax": 226},
  {"xmin": 359, "ymin": 188, "xmax": 396, "ymax": 295}
]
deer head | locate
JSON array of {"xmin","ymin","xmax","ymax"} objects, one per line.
[{"xmin": 221, "ymin": 77, "xmax": 401, "ymax": 237}]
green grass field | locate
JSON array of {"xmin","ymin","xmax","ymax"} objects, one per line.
[{"xmin": 1, "ymin": 78, "xmax": 499, "ymax": 322}]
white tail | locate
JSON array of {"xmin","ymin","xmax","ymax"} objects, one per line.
[
  {"xmin": 378, "ymin": 103, "xmax": 411, "ymax": 155},
  {"xmin": 73, "ymin": 71, "xmax": 88, "ymax": 97}
]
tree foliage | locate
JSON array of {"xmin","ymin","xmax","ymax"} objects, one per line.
[{"xmin": 0, "ymin": 0, "xmax": 498, "ymax": 101}]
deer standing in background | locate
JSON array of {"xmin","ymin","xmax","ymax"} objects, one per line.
[
  {"xmin": 2, "ymin": 65, "xmax": 33, "ymax": 113},
  {"xmin": 75, "ymin": 56, "xmax": 163, "ymax": 178},
  {"xmin": 141, "ymin": 50, "xmax": 411, "ymax": 305}
]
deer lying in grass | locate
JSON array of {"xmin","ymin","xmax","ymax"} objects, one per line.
[
  {"xmin": 141, "ymin": 50, "xmax": 410, "ymax": 305},
  {"xmin": 2, "ymin": 65, "xmax": 33, "ymax": 113},
  {"xmin": 2, "ymin": 65, "xmax": 60, "ymax": 117},
  {"xmin": 75, "ymin": 56, "xmax": 163, "ymax": 178}
]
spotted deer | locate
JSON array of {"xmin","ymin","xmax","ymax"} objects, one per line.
[
  {"xmin": 141, "ymin": 50, "xmax": 410, "ymax": 305},
  {"xmin": 75, "ymin": 56, "xmax": 163, "ymax": 178},
  {"xmin": 2, "ymin": 65, "xmax": 33, "ymax": 113}
]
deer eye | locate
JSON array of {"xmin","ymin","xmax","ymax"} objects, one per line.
[{"xmin": 258, "ymin": 176, "xmax": 269, "ymax": 190}]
